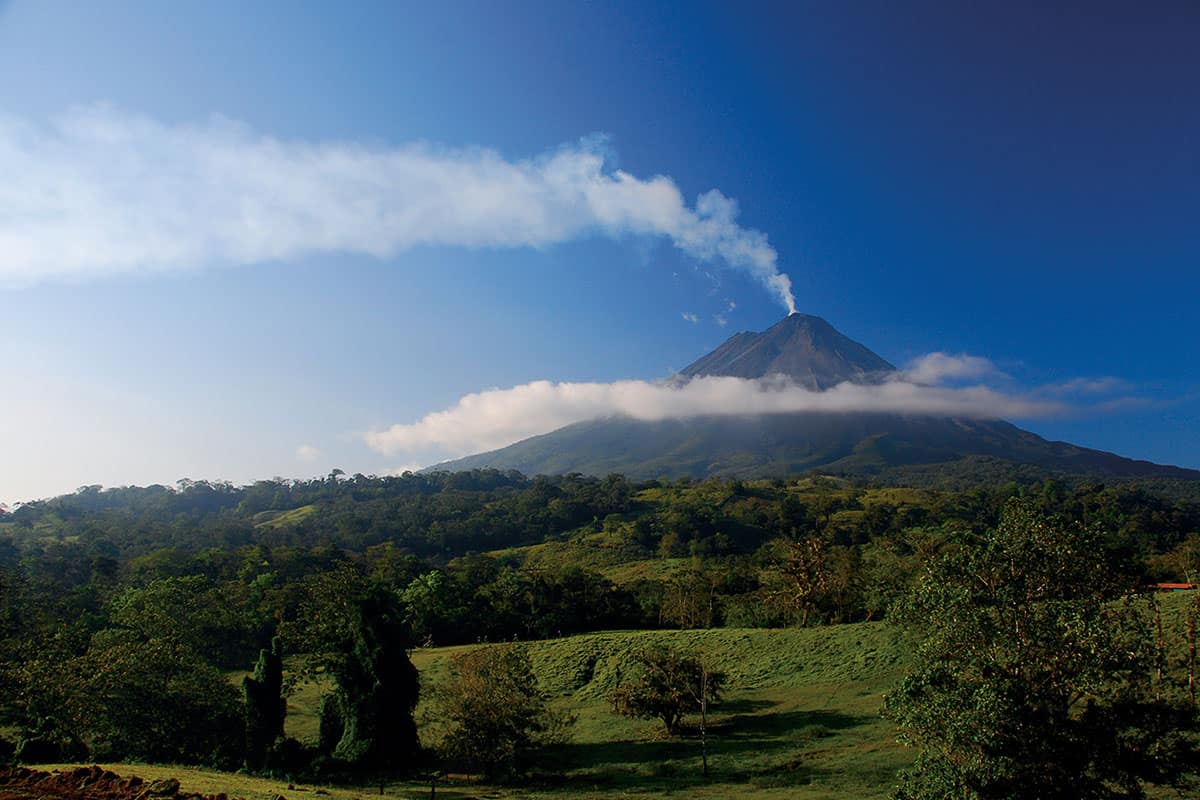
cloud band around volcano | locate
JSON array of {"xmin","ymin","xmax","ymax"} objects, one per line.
[{"xmin": 364, "ymin": 373, "xmax": 1069, "ymax": 459}]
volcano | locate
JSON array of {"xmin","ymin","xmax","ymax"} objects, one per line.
[
  {"xmin": 431, "ymin": 316, "xmax": 1199, "ymax": 483},
  {"xmin": 678, "ymin": 313, "xmax": 895, "ymax": 388}
]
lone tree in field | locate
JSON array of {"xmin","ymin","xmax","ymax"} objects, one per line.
[
  {"xmin": 610, "ymin": 645, "xmax": 724, "ymax": 736},
  {"xmin": 436, "ymin": 643, "xmax": 572, "ymax": 780},
  {"xmin": 885, "ymin": 499, "xmax": 1200, "ymax": 800}
]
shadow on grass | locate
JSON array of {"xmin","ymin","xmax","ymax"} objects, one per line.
[
  {"xmin": 532, "ymin": 707, "xmax": 873, "ymax": 792},
  {"xmin": 710, "ymin": 697, "xmax": 775, "ymax": 715}
]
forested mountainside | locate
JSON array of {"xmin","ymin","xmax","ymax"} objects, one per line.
[{"xmin": 3, "ymin": 470, "xmax": 1198, "ymax": 654}]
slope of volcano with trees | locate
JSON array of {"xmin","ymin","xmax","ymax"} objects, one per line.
[{"xmin": 434, "ymin": 314, "xmax": 1200, "ymax": 484}]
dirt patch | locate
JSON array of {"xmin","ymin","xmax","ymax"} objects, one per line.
[{"xmin": 0, "ymin": 765, "xmax": 252, "ymax": 800}]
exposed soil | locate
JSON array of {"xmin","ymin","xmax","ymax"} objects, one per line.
[{"xmin": 0, "ymin": 766, "xmax": 250, "ymax": 800}]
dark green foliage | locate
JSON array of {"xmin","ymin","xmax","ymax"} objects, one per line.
[
  {"xmin": 0, "ymin": 473, "xmax": 1197, "ymax": 653},
  {"xmin": 288, "ymin": 569, "xmax": 420, "ymax": 771},
  {"xmin": 6, "ymin": 629, "xmax": 90, "ymax": 760},
  {"xmin": 243, "ymin": 636, "xmax": 286, "ymax": 771},
  {"xmin": 0, "ymin": 471, "xmax": 1197, "ymax": 781},
  {"xmin": 11, "ymin": 630, "xmax": 242, "ymax": 766},
  {"xmin": 317, "ymin": 694, "xmax": 344, "ymax": 757},
  {"xmin": 1, "ymin": 473, "xmax": 1197, "ymax": 651},
  {"xmin": 884, "ymin": 500, "xmax": 1200, "ymax": 799},
  {"xmin": 110, "ymin": 575, "xmax": 254, "ymax": 668},
  {"xmin": 610, "ymin": 646, "xmax": 725, "ymax": 735},
  {"xmin": 436, "ymin": 644, "xmax": 573, "ymax": 780}
]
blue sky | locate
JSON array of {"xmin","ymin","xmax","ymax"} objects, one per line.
[{"xmin": 0, "ymin": 0, "xmax": 1196, "ymax": 503}]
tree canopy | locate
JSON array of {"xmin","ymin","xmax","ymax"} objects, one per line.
[
  {"xmin": 436, "ymin": 643, "xmax": 572, "ymax": 780},
  {"xmin": 885, "ymin": 500, "xmax": 1200, "ymax": 800},
  {"xmin": 610, "ymin": 645, "xmax": 725, "ymax": 735}
]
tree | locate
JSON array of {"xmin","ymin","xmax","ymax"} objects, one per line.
[
  {"xmin": 12, "ymin": 629, "xmax": 242, "ymax": 765},
  {"xmin": 661, "ymin": 565, "xmax": 727, "ymax": 629},
  {"xmin": 766, "ymin": 533, "xmax": 831, "ymax": 626},
  {"xmin": 436, "ymin": 643, "xmax": 572, "ymax": 780},
  {"xmin": 80, "ymin": 631, "xmax": 244, "ymax": 765},
  {"xmin": 109, "ymin": 575, "xmax": 252, "ymax": 668},
  {"xmin": 285, "ymin": 567, "xmax": 420, "ymax": 771},
  {"xmin": 400, "ymin": 569, "xmax": 461, "ymax": 645},
  {"xmin": 610, "ymin": 645, "xmax": 724, "ymax": 735},
  {"xmin": 243, "ymin": 636, "xmax": 286, "ymax": 771},
  {"xmin": 884, "ymin": 500, "xmax": 1200, "ymax": 800}
]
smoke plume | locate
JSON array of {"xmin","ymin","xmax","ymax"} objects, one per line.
[{"xmin": 0, "ymin": 106, "xmax": 797, "ymax": 312}]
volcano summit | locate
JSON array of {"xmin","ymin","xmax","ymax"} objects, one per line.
[{"xmin": 678, "ymin": 313, "xmax": 895, "ymax": 389}]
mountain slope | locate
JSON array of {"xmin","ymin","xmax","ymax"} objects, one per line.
[
  {"xmin": 431, "ymin": 315, "xmax": 1199, "ymax": 482},
  {"xmin": 432, "ymin": 412, "xmax": 1199, "ymax": 481}
]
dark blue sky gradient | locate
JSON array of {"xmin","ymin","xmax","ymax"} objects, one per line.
[{"xmin": 0, "ymin": 0, "xmax": 1195, "ymax": 498}]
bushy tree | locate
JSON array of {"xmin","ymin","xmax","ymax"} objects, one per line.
[
  {"xmin": 610, "ymin": 645, "xmax": 724, "ymax": 735},
  {"xmin": 243, "ymin": 635, "xmax": 286, "ymax": 771},
  {"xmin": 884, "ymin": 500, "xmax": 1200, "ymax": 800},
  {"xmin": 285, "ymin": 567, "xmax": 420, "ymax": 771},
  {"xmin": 12, "ymin": 629, "xmax": 242, "ymax": 765},
  {"xmin": 109, "ymin": 575, "xmax": 253, "ymax": 668},
  {"xmin": 83, "ymin": 632, "xmax": 243, "ymax": 764},
  {"xmin": 8, "ymin": 628, "xmax": 91, "ymax": 761},
  {"xmin": 436, "ymin": 643, "xmax": 572, "ymax": 780}
]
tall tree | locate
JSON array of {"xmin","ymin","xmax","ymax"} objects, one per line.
[
  {"xmin": 884, "ymin": 500, "xmax": 1200, "ymax": 800},
  {"xmin": 286, "ymin": 567, "xmax": 420, "ymax": 771},
  {"xmin": 766, "ymin": 533, "xmax": 830, "ymax": 626},
  {"xmin": 243, "ymin": 636, "xmax": 286, "ymax": 771}
]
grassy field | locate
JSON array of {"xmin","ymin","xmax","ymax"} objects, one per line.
[
  {"xmin": 266, "ymin": 620, "xmax": 917, "ymax": 799},
  {"xmin": 253, "ymin": 504, "xmax": 319, "ymax": 529},
  {"xmin": 72, "ymin": 621, "xmax": 915, "ymax": 799},
  {"xmin": 46, "ymin": 591, "xmax": 1200, "ymax": 800}
]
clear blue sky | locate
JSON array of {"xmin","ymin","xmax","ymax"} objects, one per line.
[{"xmin": 1, "ymin": 0, "xmax": 1196, "ymax": 502}]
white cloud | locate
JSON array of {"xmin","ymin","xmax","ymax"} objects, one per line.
[
  {"xmin": 388, "ymin": 463, "xmax": 427, "ymax": 476},
  {"xmin": 902, "ymin": 352, "xmax": 1005, "ymax": 385},
  {"xmin": 681, "ymin": 312, "xmax": 700, "ymax": 323},
  {"xmin": 1040, "ymin": 376, "xmax": 1132, "ymax": 396},
  {"xmin": 714, "ymin": 299, "xmax": 737, "ymax": 327},
  {"xmin": 364, "ymin": 374, "xmax": 1065, "ymax": 458},
  {"xmin": 1089, "ymin": 396, "xmax": 1156, "ymax": 413},
  {"xmin": 296, "ymin": 444, "xmax": 320, "ymax": 463},
  {"xmin": 0, "ymin": 106, "xmax": 796, "ymax": 312}
]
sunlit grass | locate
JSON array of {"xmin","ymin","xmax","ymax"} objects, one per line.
[
  {"xmin": 53, "ymin": 592, "xmax": 1199, "ymax": 799},
  {"xmin": 253, "ymin": 504, "xmax": 318, "ymax": 529}
]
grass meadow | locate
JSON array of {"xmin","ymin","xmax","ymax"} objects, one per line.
[{"xmin": 44, "ymin": 591, "xmax": 1199, "ymax": 799}]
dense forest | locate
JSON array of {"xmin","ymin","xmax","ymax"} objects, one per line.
[{"xmin": 1, "ymin": 469, "xmax": 1199, "ymax": 778}]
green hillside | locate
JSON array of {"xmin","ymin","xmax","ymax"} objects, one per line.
[
  {"xmin": 265, "ymin": 621, "xmax": 915, "ymax": 799},
  {"xmin": 409, "ymin": 623, "xmax": 916, "ymax": 798},
  {"xmin": 50, "ymin": 592, "xmax": 1200, "ymax": 799},
  {"xmin": 86, "ymin": 622, "xmax": 917, "ymax": 800}
]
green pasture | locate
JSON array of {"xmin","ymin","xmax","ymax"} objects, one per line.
[
  {"xmin": 280, "ymin": 620, "xmax": 917, "ymax": 798},
  {"xmin": 55, "ymin": 591, "xmax": 1200, "ymax": 799}
]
